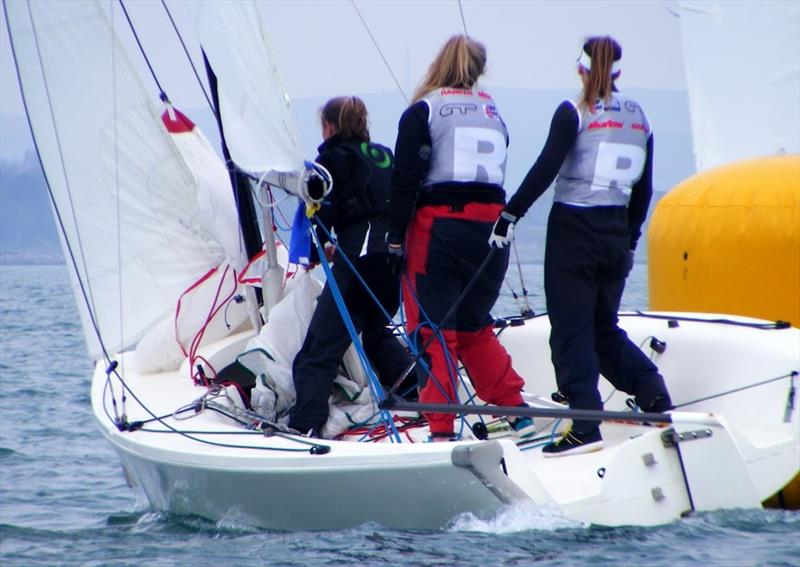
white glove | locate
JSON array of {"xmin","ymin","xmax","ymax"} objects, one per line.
[{"xmin": 488, "ymin": 211, "xmax": 517, "ymax": 248}]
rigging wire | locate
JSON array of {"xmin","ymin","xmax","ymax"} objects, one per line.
[
  {"xmin": 349, "ymin": 0, "xmax": 408, "ymax": 104},
  {"xmin": 674, "ymin": 371, "xmax": 797, "ymax": 409},
  {"xmin": 456, "ymin": 0, "xmax": 469, "ymax": 36},
  {"xmin": 100, "ymin": 369, "xmax": 327, "ymax": 453},
  {"xmin": 117, "ymin": 0, "xmax": 168, "ymax": 100},
  {"xmin": 111, "ymin": 1, "xmax": 128, "ymax": 419},
  {"xmin": 6, "ymin": 1, "xmax": 110, "ymax": 364},
  {"xmin": 159, "ymin": 0, "xmax": 216, "ymax": 114},
  {"xmin": 7, "ymin": 1, "xmax": 326, "ymax": 455},
  {"xmin": 511, "ymin": 241, "xmax": 534, "ymax": 316}
]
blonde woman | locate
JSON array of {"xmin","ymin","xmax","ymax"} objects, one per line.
[
  {"xmin": 387, "ymin": 35, "xmax": 532, "ymax": 441},
  {"xmin": 490, "ymin": 36, "xmax": 673, "ymax": 456}
]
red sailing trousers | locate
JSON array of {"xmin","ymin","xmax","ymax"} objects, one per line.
[{"xmin": 403, "ymin": 204, "xmax": 525, "ymax": 435}]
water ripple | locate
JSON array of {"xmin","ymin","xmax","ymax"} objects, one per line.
[{"xmin": 1, "ymin": 265, "xmax": 799, "ymax": 567}]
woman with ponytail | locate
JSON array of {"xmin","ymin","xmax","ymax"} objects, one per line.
[
  {"xmin": 388, "ymin": 35, "xmax": 532, "ymax": 442},
  {"xmin": 490, "ymin": 36, "xmax": 673, "ymax": 456},
  {"xmin": 288, "ymin": 96, "xmax": 415, "ymax": 437}
]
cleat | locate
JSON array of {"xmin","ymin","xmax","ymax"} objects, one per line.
[{"xmin": 542, "ymin": 427, "xmax": 603, "ymax": 457}]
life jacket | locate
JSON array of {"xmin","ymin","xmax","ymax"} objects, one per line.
[
  {"xmin": 554, "ymin": 94, "xmax": 651, "ymax": 207},
  {"xmin": 421, "ymin": 87, "xmax": 508, "ymax": 187},
  {"xmin": 335, "ymin": 140, "xmax": 394, "ymax": 228}
]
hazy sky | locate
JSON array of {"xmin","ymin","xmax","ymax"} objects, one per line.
[{"xmin": 1, "ymin": 0, "xmax": 688, "ymax": 119}]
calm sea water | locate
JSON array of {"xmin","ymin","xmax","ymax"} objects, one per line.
[{"xmin": 1, "ymin": 264, "xmax": 798, "ymax": 567}]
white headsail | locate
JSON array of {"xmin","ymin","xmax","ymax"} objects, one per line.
[
  {"xmin": 198, "ymin": 0, "xmax": 303, "ymax": 175},
  {"xmin": 198, "ymin": 0, "xmax": 331, "ymax": 320},
  {"xmin": 5, "ymin": 0, "xmax": 235, "ymax": 359},
  {"xmin": 678, "ymin": 1, "xmax": 800, "ymax": 171}
]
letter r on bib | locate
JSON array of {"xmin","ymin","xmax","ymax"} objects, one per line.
[
  {"xmin": 453, "ymin": 127, "xmax": 506, "ymax": 184},
  {"xmin": 593, "ymin": 142, "xmax": 646, "ymax": 190}
]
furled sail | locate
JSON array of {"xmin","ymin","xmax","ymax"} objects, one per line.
[
  {"xmin": 678, "ymin": 1, "xmax": 800, "ymax": 171},
  {"xmin": 5, "ymin": 0, "xmax": 235, "ymax": 359}
]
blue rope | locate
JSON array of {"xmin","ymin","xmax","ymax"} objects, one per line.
[
  {"xmin": 310, "ymin": 229, "xmax": 402, "ymax": 443},
  {"xmin": 313, "ymin": 221, "xmax": 431, "ymax": 398},
  {"xmin": 312, "ymin": 219, "xmax": 478, "ymax": 433},
  {"xmin": 401, "ymin": 274, "xmax": 464, "ymax": 406}
]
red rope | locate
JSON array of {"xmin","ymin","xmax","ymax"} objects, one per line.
[
  {"xmin": 174, "ymin": 267, "xmax": 218, "ymax": 357},
  {"xmin": 180, "ymin": 265, "xmax": 238, "ymax": 384}
]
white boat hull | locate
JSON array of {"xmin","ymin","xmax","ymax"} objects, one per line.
[{"xmin": 92, "ymin": 312, "xmax": 800, "ymax": 530}]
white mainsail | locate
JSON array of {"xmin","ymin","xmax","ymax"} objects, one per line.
[
  {"xmin": 5, "ymin": 0, "xmax": 233, "ymax": 359},
  {"xmin": 678, "ymin": 0, "xmax": 800, "ymax": 171}
]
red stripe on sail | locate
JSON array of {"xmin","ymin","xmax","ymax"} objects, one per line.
[{"xmin": 161, "ymin": 107, "xmax": 196, "ymax": 133}]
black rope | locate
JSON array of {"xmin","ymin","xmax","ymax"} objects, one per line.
[
  {"xmin": 674, "ymin": 371, "xmax": 797, "ymax": 409},
  {"xmin": 159, "ymin": 0, "xmax": 215, "ymax": 114},
  {"xmin": 625, "ymin": 311, "xmax": 792, "ymax": 330},
  {"xmin": 100, "ymin": 375, "xmax": 327, "ymax": 453},
  {"xmin": 117, "ymin": 0, "xmax": 167, "ymax": 100},
  {"xmin": 350, "ymin": 0, "xmax": 408, "ymax": 103}
]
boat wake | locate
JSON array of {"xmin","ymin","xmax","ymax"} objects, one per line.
[{"xmin": 448, "ymin": 500, "xmax": 585, "ymax": 534}]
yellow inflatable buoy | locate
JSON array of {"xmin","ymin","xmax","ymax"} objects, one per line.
[
  {"xmin": 649, "ymin": 155, "xmax": 800, "ymax": 326},
  {"xmin": 648, "ymin": 154, "xmax": 800, "ymax": 509}
]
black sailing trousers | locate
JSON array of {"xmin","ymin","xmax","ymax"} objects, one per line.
[
  {"xmin": 288, "ymin": 254, "xmax": 413, "ymax": 435},
  {"xmin": 544, "ymin": 203, "xmax": 670, "ymax": 434}
]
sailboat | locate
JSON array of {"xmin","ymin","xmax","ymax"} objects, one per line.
[{"xmin": 4, "ymin": 0, "xmax": 798, "ymax": 531}]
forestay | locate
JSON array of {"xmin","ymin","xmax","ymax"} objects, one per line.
[{"xmin": 5, "ymin": 0, "xmax": 229, "ymax": 358}]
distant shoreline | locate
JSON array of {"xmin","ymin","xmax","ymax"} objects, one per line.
[{"xmin": 0, "ymin": 252, "xmax": 65, "ymax": 266}]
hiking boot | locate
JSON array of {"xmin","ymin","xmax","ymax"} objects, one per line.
[
  {"xmin": 542, "ymin": 427, "xmax": 603, "ymax": 457},
  {"xmin": 509, "ymin": 416, "xmax": 537, "ymax": 440}
]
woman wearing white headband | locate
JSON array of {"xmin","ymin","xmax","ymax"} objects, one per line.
[{"xmin": 489, "ymin": 36, "xmax": 673, "ymax": 456}]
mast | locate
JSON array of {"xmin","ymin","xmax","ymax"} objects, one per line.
[{"xmin": 203, "ymin": 52, "xmax": 265, "ymax": 328}]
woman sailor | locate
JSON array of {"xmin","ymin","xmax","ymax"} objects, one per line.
[
  {"xmin": 388, "ymin": 35, "xmax": 533, "ymax": 441},
  {"xmin": 489, "ymin": 36, "xmax": 673, "ymax": 456},
  {"xmin": 288, "ymin": 96, "xmax": 415, "ymax": 437}
]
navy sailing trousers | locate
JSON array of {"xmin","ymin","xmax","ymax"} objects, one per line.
[{"xmin": 544, "ymin": 203, "xmax": 670, "ymax": 434}]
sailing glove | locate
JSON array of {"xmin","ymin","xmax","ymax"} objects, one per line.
[
  {"xmin": 626, "ymin": 250, "xmax": 635, "ymax": 276},
  {"xmin": 489, "ymin": 211, "xmax": 517, "ymax": 248}
]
